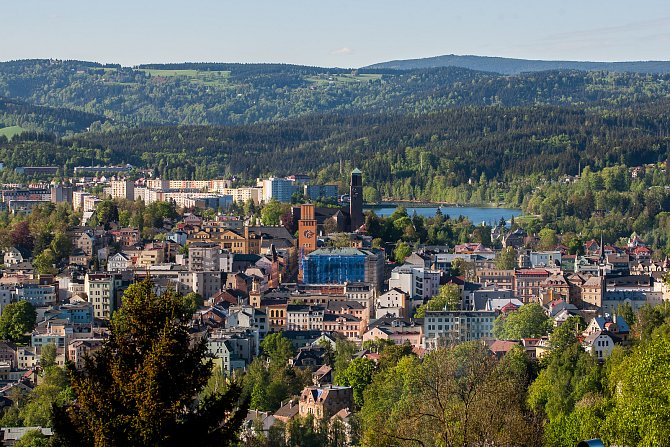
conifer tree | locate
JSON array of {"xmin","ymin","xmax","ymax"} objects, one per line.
[{"xmin": 52, "ymin": 280, "xmax": 248, "ymax": 447}]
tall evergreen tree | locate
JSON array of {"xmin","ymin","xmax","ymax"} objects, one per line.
[{"xmin": 52, "ymin": 280, "xmax": 248, "ymax": 447}]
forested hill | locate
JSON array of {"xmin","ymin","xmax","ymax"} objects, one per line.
[
  {"xmin": 0, "ymin": 97, "xmax": 106, "ymax": 137},
  {"xmin": 365, "ymin": 54, "xmax": 670, "ymax": 75},
  {"xmin": 2, "ymin": 101, "xmax": 669, "ymax": 202},
  {"xmin": 2, "ymin": 59, "xmax": 670, "ymax": 128}
]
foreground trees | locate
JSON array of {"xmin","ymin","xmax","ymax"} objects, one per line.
[
  {"xmin": 52, "ymin": 281, "xmax": 248, "ymax": 447},
  {"xmin": 359, "ymin": 342, "xmax": 542, "ymax": 447}
]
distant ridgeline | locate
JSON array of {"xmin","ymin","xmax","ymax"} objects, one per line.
[
  {"xmin": 2, "ymin": 59, "xmax": 670, "ymax": 129},
  {"xmin": 365, "ymin": 54, "xmax": 670, "ymax": 75}
]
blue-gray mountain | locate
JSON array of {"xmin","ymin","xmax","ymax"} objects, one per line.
[{"xmin": 365, "ymin": 54, "xmax": 670, "ymax": 75}]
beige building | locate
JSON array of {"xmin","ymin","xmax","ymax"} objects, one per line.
[
  {"xmin": 581, "ymin": 276, "xmax": 604, "ymax": 309},
  {"xmin": 110, "ymin": 179, "xmax": 135, "ymax": 201},
  {"xmin": 84, "ymin": 273, "xmax": 124, "ymax": 319},
  {"xmin": 68, "ymin": 339, "xmax": 105, "ymax": 370},
  {"xmin": 299, "ymin": 386, "xmax": 354, "ymax": 420},
  {"xmin": 375, "ymin": 288, "xmax": 409, "ymax": 318}
]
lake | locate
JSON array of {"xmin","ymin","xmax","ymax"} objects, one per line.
[{"xmin": 364, "ymin": 204, "xmax": 523, "ymax": 225}]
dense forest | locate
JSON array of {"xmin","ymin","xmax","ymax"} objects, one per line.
[
  {"xmin": 0, "ymin": 97, "xmax": 105, "ymax": 136},
  {"xmin": 2, "ymin": 60, "xmax": 670, "ymax": 129},
  {"xmin": 1, "ymin": 101, "xmax": 669, "ymax": 190}
]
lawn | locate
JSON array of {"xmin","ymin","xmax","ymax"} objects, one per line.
[
  {"xmin": 306, "ymin": 73, "xmax": 382, "ymax": 85},
  {"xmin": 0, "ymin": 125, "xmax": 25, "ymax": 140},
  {"xmin": 139, "ymin": 69, "xmax": 232, "ymax": 87}
]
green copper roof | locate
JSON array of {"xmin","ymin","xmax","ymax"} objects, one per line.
[{"xmin": 352, "ymin": 168, "xmax": 362, "ymax": 174}]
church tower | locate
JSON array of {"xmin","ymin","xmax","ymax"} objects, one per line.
[
  {"xmin": 350, "ymin": 168, "xmax": 364, "ymax": 232},
  {"xmin": 298, "ymin": 203, "xmax": 317, "ymax": 255},
  {"xmin": 298, "ymin": 203, "xmax": 318, "ymax": 282}
]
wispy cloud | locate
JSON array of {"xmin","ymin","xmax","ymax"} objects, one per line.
[
  {"xmin": 331, "ymin": 47, "xmax": 354, "ymax": 56},
  {"xmin": 508, "ymin": 16, "xmax": 670, "ymax": 60}
]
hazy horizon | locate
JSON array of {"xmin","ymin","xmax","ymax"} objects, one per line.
[
  {"xmin": 2, "ymin": 0, "xmax": 670, "ymax": 68},
  {"xmin": 3, "ymin": 52, "xmax": 670, "ymax": 70}
]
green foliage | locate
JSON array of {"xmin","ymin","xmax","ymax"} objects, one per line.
[
  {"xmin": 527, "ymin": 343, "xmax": 601, "ymax": 421},
  {"xmin": 492, "ymin": 303, "xmax": 552, "ymax": 340},
  {"xmin": 538, "ymin": 227, "xmax": 558, "ymax": 250},
  {"xmin": 40, "ymin": 343, "xmax": 57, "ymax": 369},
  {"xmin": 414, "ymin": 283, "xmax": 462, "ymax": 317},
  {"xmin": 361, "ymin": 338, "xmax": 395, "ymax": 353},
  {"xmin": 21, "ymin": 366, "xmax": 71, "ymax": 427},
  {"xmin": 604, "ymin": 328, "xmax": 670, "ymax": 446},
  {"xmin": 260, "ymin": 332, "xmax": 295, "ymax": 365},
  {"xmin": 362, "ymin": 186, "xmax": 381, "ymax": 204},
  {"xmin": 360, "ymin": 342, "xmax": 540, "ymax": 447},
  {"xmin": 549, "ymin": 316, "xmax": 583, "ymax": 351},
  {"xmin": 51, "ymin": 280, "xmax": 248, "ymax": 446},
  {"xmin": 33, "ymin": 248, "xmax": 56, "ymax": 275},
  {"xmin": 243, "ymin": 333, "xmax": 311, "ymax": 413},
  {"xmin": 494, "ymin": 246, "xmax": 516, "ymax": 269},
  {"xmin": 260, "ymin": 200, "xmax": 289, "ymax": 226},
  {"xmin": 50, "ymin": 231, "xmax": 72, "ymax": 261},
  {"xmin": 95, "ymin": 199, "xmax": 119, "ymax": 228},
  {"xmin": 633, "ymin": 302, "xmax": 670, "ymax": 340},
  {"xmin": 181, "ymin": 292, "xmax": 204, "ymax": 315},
  {"xmin": 334, "ymin": 357, "xmax": 376, "ymax": 408},
  {"xmin": 0, "ymin": 300, "xmax": 36, "ymax": 342},
  {"xmin": 333, "ymin": 338, "xmax": 357, "ymax": 379},
  {"xmin": 392, "ymin": 241, "xmax": 412, "ymax": 263},
  {"xmin": 15, "ymin": 429, "xmax": 49, "ymax": 447}
]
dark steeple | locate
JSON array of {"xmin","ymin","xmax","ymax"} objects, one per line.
[{"xmin": 350, "ymin": 168, "xmax": 364, "ymax": 231}]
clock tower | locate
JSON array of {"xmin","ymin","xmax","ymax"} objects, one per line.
[
  {"xmin": 298, "ymin": 203, "xmax": 317, "ymax": 282},
  {"xmin": 298, "ymin": 203, "xmax": 318, "ymax": 255}
]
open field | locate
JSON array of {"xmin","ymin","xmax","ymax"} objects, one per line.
[
  {"xmin": 138, "ymin": 69, "xmax": 231, "ymax": 87},
  {"xmin": 0, "ymin": 125, "xmax": 25, "ymax": 139},
  {"xmin": 306, "ymin": 73, "xmax": 382, "ymax": 84}
]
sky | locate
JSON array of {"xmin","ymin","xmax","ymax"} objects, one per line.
[{"xmin": 2, "ymin": 0, "xmax": 670, "ymax": 68}]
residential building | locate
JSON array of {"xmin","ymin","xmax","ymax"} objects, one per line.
[
  {"xmin": 513, "ymin": 269, "xmax": 550, "ymax": 304},
  {"xmin": 84, "ymin": 273, "xmax": 125, "ymax": 319},
  {"xmin": 12, "ymin": 284, "xmax": 57, "ymax": 307},
  {"xmin": 363, "ymin": 316, "xmax": 423, "ymax": 348},
  {"xmin": 178, "ymin": 271, "xmax": 222, "ymax": 300},
  {"xmin": 262, "ymin": 177, "xmax": 298, "ymax": 203},
  {"xmin": 476, "ymin": 268, "xmax": 514, "ymax": 289},
  {"xmin": 583, "ymin": 330, "xmax": 617, "ymax": 360},
  {"xmin": 375, "ymin": 288, "xmax": 409, "ymax": 318},
  {"xmin": 529, "ymin": 251, "xmax": 562, "ymax": 268},
  {"xmin": 388, "ymin": 265, "xmax": 441, "ymax": 302},
  {"xmin": 107, "ymin": 253, "xmax": 131, "ymax": 272},
  {"xmin": 67, "ymin": 339, "xmax": 104, "ymax": 370},
  {"xmin": 188, "ymin": 242, "xmax": 233, "ymax": 272},
  {"xmin": 287, "ymin": 305, "xmax": 325, "ymax": 331},
  {"xmin": 110, "ymin": 179, "xmax": 135, "ymax": 200},
  {"xmin": 298, "ymin": 386, "xmax": 354, "ymax": 420},
  {"xmin": 423, "ymin": 310, "xmax": 496, "ymax": 348}
]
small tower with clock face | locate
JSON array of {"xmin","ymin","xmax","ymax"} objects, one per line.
[
  {"xmin": 298, "ymin": 203, "xmax": 318, "ymax": 255},
  {"xmin": 298, "ymin": 203, "xmax": 318, "ymax": 282}
]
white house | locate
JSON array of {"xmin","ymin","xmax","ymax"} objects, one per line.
[{"xmin": 583, "ymin": 330, "xmax": 616, "ymax": 360}]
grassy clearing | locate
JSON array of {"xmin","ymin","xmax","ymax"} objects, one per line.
[
  {"xmin": 0, "ymin": 126, "xmax": 25, "ymax": 139},
  {"xmin": 139, "ymin": 69, "xmax": 231, "ymax": 87},
  {"xmin": 306, "ymin": 73, "xmax": 382, "ymax": 85}
]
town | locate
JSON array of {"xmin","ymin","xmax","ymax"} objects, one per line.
[{"xmin": 0, "ymin": 165, "xmax": 662, "ymax": 445}]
